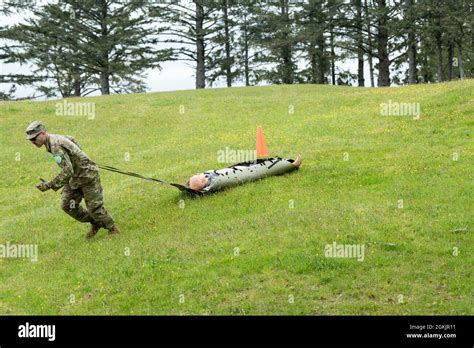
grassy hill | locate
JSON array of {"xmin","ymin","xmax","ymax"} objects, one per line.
[{"xmin": 0, "ymin": 80, "xmax": 472, "ymax": 315}]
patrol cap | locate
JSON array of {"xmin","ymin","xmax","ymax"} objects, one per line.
[{"xmin": 25, "ymin": 121, "xmax": 46, "ymax": 140}]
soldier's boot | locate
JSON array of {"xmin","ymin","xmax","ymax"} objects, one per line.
[
  {"xmin": 107, "ymin": 224, "xmax": 120, "ymax": 236},
  {"xmin": 86, "ymin": 223, "xmax": 101, "ymax": 239}
]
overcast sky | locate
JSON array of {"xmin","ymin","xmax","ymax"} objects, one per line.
[{"xmin": 0, "ymin": 6, "xmax": 371, "ymax": 100}]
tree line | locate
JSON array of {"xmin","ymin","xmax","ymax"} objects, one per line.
[{"xmin": 0, "ymin": 0, "xmax": 472, "ymax": 100}]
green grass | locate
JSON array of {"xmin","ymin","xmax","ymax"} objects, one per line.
[{"xmin": 0, "ymin": 80, "xmax": 472, "ymax": 315}]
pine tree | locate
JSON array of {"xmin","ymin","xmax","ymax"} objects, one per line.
[
  {"xmin": 298, "ymin": 0, "xmax": 332, "ymax": 84},
  {"xmin": 231, "ymin": 0, "xmax": 264, "ymax": 86},
  {"xmin": 349, "ymin": 0, "xmax": 404, "ymax": 87},
  {"xmin": 253, "ymin": 0, "xmax": 299, "ymax": 84},
  {"xmin": 206, "ymin": 0, "xmax": 239, "ymax": 87},
  {"xmin": 2, "ymin": 0, "xmax": 172, "ymax": 97},
  {"xmin": 153, "ymin": 0, "xmax": 220, "ymax": 89},
  {"xmin": 0, "ymin": 1, "xmax": 42, "ymax": 99},
  {"xmin": 337, "ymin": 0, "xmax": 366, "ymax": 86}
]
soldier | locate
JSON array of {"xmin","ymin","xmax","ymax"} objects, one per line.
[{"xmin": 26, "ymin": 121, "xmax": 119, "ymax": 239}]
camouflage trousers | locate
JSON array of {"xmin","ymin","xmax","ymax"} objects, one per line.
[{"xmin": 60, "ymin": 174, "xmax": 115, "ymax": 229}]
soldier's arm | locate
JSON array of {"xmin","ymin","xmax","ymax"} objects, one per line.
[{"xmin": 49, "ymin": 146, "xmax": 74, "ymax": 191}]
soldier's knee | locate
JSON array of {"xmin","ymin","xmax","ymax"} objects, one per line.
[{"xmin": 87, "ymin": 202, "xmax": 103, "ymax": 216}]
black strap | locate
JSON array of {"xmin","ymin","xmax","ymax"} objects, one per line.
[
  {"xmin": 98, "ymin": 165, "xmax": 169, "ymax": 184},
  {"xmin": 97, "ymin": 164, "xmax": 202, "ymax": 195}
]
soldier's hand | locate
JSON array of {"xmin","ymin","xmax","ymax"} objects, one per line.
[{"xmin": 36, "ymin": 181, "xmax": 51, "ymax": 192}]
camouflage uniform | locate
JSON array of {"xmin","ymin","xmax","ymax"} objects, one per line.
[{"xmin": 44, "ymin": 133, "xmax": 115, "ymax": 229}]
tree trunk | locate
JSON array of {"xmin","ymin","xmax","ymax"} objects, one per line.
[
  {"xmin": 72, "ymin": 9, "xmax": 82, "ymax": 97},
  {"xmin": 435, "ymin": 37, "xmax": 443, "ymax": 82},
  {"xmin": 420, "ymin": 40, "xmax": 433, "ymax": 83},
  {"xmin": 457, "ymin": 43, "xmax": 465, "ymax": 79},
  {"xmin": 406, "ymin": 0, "xmax": 417, "ymax": 84},
  {"xmin": 447, "ymin": 41, "xmax": 454, "ymax": 81},
  {"xmin": 100, "ymin": 70, "xmax": 110, "ymax": 95},
  {"xmin": 376, "ymin": 0, "xmax": 390, "ymax": 87},
  {"xmin": 434, "ymin": 15, "xmax": 444, "ymax": 83},
  {"xmin": 407, "ymin": 42, "xmax": 417, "ymax": 84},
  {"xmin": 223, "ymin": 0, "xmax": 232, "ymax": 87},
  {"xmin": 356, "ymin": 0, "xmax": 365, "ymax": 87},
  {"xmin": 307, "ymin": 5, "xmax": 317, "ymax": 84},
  {"xmin": 195, "ymin": 2, "xmax": 205, "ymax": 89},
  {"xmin": 330, "ymin": 27, "xmax": 336, "ymax": 85},
  {"xmin": 100, "ymin": 0, "xmax": 110, "ymax": 95},
  {"xmin": 317, "ymin": 34, "xmax": 325, "ymax": 84},
  {"xmin": 243, "ymin": 23, "xmax": 250, "ymax": 86},
  {"xmin": 280, "ymin": 0, "xmax": 293, "ymax": 84},
  {"xmin": 357, "ymin": 54, "xmax": 364, "ymax": 87},
  {"xmin": 310, "ymin": 46, "xmax": 318, "ymax": 84},
  {"xmin": 421, "ymin": 56, "xmax": 430, "ymax": 82},
  {"xmin": 364, "ymin": 0, "xmax": 375, "ymax": 87},
  {"xmin": 73, "ymin": 75, "xmax": 81, "ymax": 97}
]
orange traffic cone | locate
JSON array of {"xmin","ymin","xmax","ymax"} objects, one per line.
[{"xmin": 256, "ymin": 126, "xmax": 269, "ymax": 157}]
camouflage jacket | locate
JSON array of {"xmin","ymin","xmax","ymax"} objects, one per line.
[{"xmin": 45, "ymin": 134, "xmax": 99, "ymax": 190}]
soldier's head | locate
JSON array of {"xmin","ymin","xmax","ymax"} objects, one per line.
[{"xmin": 26, "ymin": 121, "xmax": 48, "ymax": 148}]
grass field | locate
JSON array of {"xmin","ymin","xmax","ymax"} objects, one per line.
[{"xmin": 0, "ymin": 80, "xmax": 472, "ymax": 315}]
